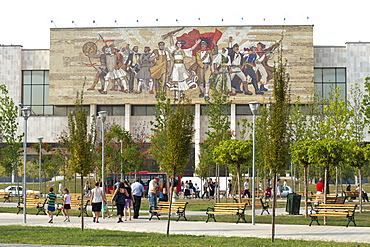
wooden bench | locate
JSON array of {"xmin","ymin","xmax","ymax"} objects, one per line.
[
  {"xmin": 0, "ymin": 192, "xmax": 11, "ymax": 202},
  {"xmin": 149, "ymin": 201, "xmax": 188, "ymax": 222},
  {"xmin": 56, "ymin": 197, "xmax": 90, "ymax": 217},
  {"xmin": 206, "ymin": 203, "xmax": 247, "ymax": 224},
  {"xmin": 309, "ymin": 204, "xmax": 357, "ymax": 227},
  {"xmin": 254, "ymin": 190, "xmax": 265, "ymax": 198},
  {"xmin": 16, "ymin": 198, "xmax": 47, "ymax": 215},
  {"xmin": 345, "ymin": 191, "xmax": 359, "ymax": 201},
  {"xmin": 234, "ymin": 197, "xmax": 270, "ymax": 215},
  {"xmin": 21, "ymin": 193, "xmax": 40, "ymax": 200}
]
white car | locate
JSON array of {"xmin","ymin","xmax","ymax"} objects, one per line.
[
  {"xmin": 0, "ymin": 186, "xmax": 40, "ymax": 197},
  {"xmin": 281, "ymin": 186, "xmax": 294, "ymax": 197}
]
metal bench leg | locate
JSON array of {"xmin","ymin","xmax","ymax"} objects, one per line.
[
  {"xmin": 16, "ymin": 207, "xmax": 22, "ymax": 215},
  {"xmin": 206, "ymin": 214, "xmax": 216, "ymax": 223},
  {"xmin": 237, "ymin": 213, "xmax": 247, "ymax": 224},
  {"xmin": 346, "ymin": 216, "xmax": 356, "ymax": 227},
  {"xmin": 309, "ymin": 216, "xmax": 319, "ymax": 226}
]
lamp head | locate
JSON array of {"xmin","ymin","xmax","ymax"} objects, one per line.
[
  {"xmin": 37, "ymin": 137, "xmax": 43, "ymax": 142},
  {"xmin": 249, "ymin": 101, "xmax": 261, "ymax": 115},
  {"xmin": 98, "ymin": 111, "xmax": 108, "ymax": 122},
  {"xmin": 21, "ymin": 106, "xmax": 32, "ymax": 119}
]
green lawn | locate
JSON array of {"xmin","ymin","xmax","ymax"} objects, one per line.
[{"xmin": 0, "ymin": 225, "xmax": 368, "ymax": 247}]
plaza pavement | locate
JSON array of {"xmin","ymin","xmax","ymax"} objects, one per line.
[{"xmin": 0, "ymin": 201, "xmax": 370, "ymax": 245}]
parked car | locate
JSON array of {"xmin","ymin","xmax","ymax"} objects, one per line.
[
  {"xmin": 0, "ymin": 186, "xmax": 40, "ymax": 197},
  {"xmin": 281, "ymin": 186, "xmax": 294, "ymax": 197}
]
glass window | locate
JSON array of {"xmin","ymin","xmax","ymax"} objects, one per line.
[
  {"xmin": 112, "ymin": 106, "xmax": 125, "ymax": 116},
  {"xmin": 32, "ymin": 106, "xmax": 43, "ymax": 115},
  {"xmin": 54, "ymin": 106, "xmax": 68, "ymax": 116},
  {"xmin": 31, "ymin": 85, "xmax": 43, "ymax": 105},
  {"xmin": 236, "ymin": 105, "xmax": 252, "ymax": 115},
  {"xmin": 23, "ymin": 71, "xmax": 32, "ymax": 84},
  {"xmin": 97, "ymin": 106, "xmax": 112, "ymax": 116},
  {"xmin": 314, "ymin": 69, "xmax": 322, "ymax": 83},
  {"xmin": 32, "ymin": 71, "xmax": 44, "ymax": 84},
  {"xmin": 132, "ymin": 105, "xmax": 147, "ymax": 116},
  {"xmin": 23, "ymin": 85, "xmax": 31, "ymax": 105},
  {"xmin": 323, "ymin": 69, "xmax": 335, "ymax": 82},
  {"xmin": 146, "ymin": 106, "xmax": 156, "ymax": 115},
  {"xmin": 314, "ymin": 68, "xmax": 347, "ymax": 100},
  {"xmin": 336, "ymin": 69, "xmax": 346, "ymax": 83},
  {"xmin": 22, "ymin": 70, "xmax": 53, "ymax": 116},
  {"xmin": 44, "ymin": 71, "xmax": 49, "ymax": 85}
]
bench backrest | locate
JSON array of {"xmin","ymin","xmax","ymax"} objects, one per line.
[
  {"xmin": 0, "ymin": 192, "xmax": 11, "ymax": 196},
  {"xmin": 214, "ymin": 203, "xmax": 247, "ymax": 212},
  {"xmin": 234, "ymin": 198, "xmax": 265, "ymax": 207},
  {"xmin": 25, "ymin": 193, "xmax": 40, "ymax": 199},
  {"xmin": 317, "ymin": 204, "xmax": 357, "ymax": 212},
  {"xmin": 345, "ymin": 191, "xmax": 359, "ymax": 197},
  {"xmin": 158, "ymin": 201, "xmax": 187, "ymax": 208},
  {"xmin": 254, "ymin": 191, "xmax": 264, "ymax": 197}
]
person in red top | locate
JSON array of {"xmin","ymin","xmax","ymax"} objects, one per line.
[{"xmin": 316, "ymin": 178, "xmax": 324, "ymax": 194}]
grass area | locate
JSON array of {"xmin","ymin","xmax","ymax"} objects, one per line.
[{"xmin": 0, "ymin": 225, "xmax": 368, "ymax": 247}]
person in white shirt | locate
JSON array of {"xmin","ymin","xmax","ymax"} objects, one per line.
[
  {"xmin": 131, "ymin": 178, "xmax": 145, "ymax": 219},
  {"xmin": 90, "ymin": 182, "xmax": 107, "ymax": 223}
]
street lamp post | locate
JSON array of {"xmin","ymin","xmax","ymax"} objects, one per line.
[
  {"xmin": 249, "ymin": 101, "xmax": 260, "ymax": 226},
  {"xmin": 21, "ymin": 106, "xmax": 31, "ymax": 224},
  {"xmin": 37, "ymin": 137, "xmax": 43, "ymax": 198},
  {"xmin": 98, "ymin": 111, "xmax": 108, "ymax": 219}
]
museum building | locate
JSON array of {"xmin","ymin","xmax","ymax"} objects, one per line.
[{"xmin": 1, "ymin": 25, "xmax": 369, "ymax": 168}]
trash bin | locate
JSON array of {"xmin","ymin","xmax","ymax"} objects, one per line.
[{"xmin": 286, "ymin": 193, "xmax": 301, "ymax": 215}]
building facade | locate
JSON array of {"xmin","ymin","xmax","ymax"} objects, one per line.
[{"xmin": 1, "ymin": 25, "xmax": 369, "ymax": 170}]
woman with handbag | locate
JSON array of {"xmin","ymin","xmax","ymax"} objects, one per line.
[{"xmin": 112, "ymin": 181, "xmax": 129, "ymax": 223}]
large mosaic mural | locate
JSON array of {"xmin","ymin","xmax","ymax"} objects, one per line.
[{"xmin": 49, "ymin": 25, "xmax": 313, "ymax": 105}]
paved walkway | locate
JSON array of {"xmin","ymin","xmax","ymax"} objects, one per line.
[{"xmin": 1, "ymin": 209, "xmax": 370, "ymax": 245}]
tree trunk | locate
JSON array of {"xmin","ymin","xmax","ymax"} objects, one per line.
[
  {"xmin": 81, "ymin": 174, "xmax": 84, "ymax": 231},
  {"xmin": 166, "ymin": 172, "xmax": 175, "ymax": 237},
  {"xmin": 237, "ymin": 166, "xmax": 242, "ymax": 202},
  {"xmin": 271, "ymin": 171, "xmax": 277, "ymax": 243},
  {"xmin": 324, "ymin": 165, "xmax": 329, "ymax": 225},
  {"xmin": 358, "ymin": 168, "xmax": 362, "ymax": 213},
  {"xmin": 304, "ymin": 166, "xmax": 308, "ymax": 218}
]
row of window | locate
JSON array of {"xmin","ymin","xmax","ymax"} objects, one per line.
[{"xmin": 22, "ymin": 68, "xmax": 346, "ymax": 116}]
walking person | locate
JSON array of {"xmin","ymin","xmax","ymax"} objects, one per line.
[
  {"xmin": 62, "ymin": 188, "xmax": 71, "ymax": 222},
  {"xmin": 201, "ymin": 179, "xmax": 209, "ymax": 199},
  {"xmin": 123, "ymin": 180, "xmax": 134, "ymax": 221},
  {"xmin": 243, "ymin": 179, "xmax": 251, "ymax": 198},
  {"xmin": 90, "ymin": 182, "xmax": 106, "ymax": 223},
  {"xmin": 112, "ymin": 181, "xmax": 129, "ymax": 223},
  {"xmin": 131, "ymin": 178, "xmax": 145, "ymax": 219},
  {"xmin": 46, "ymin": 187, "xmax": 57, "ymax": 223}
]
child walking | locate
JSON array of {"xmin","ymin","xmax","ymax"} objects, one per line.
[
  {"xmin": 46, "ymin": 187, "xmax": 57, "ymax": 223},
  {"xmin": 62, "ymin": 188, "xmax": 71, "ymax": 222}
]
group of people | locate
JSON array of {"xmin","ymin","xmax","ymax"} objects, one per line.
[
  {"xmin": 45, "ymin": 178, "xmax": 146, "ymax": 224},
  {"xmin": 201, "ymin": 178, "xmax": 216, "ymax": 199},
  {"xmin": 85, "ymin": 28, "xmax": 281, "ymax": 100}
]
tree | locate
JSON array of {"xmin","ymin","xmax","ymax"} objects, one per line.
[
  {"xmin": 310, "ymin": 139, "xmax": 348, "ymax": 224},
  {"xmin": 263, "ymin": 47, "xmax": 290, "ymax": 242},
  {"xmin": 104, "ymin": 123, "xmax": 145, "ymax": 178},
  {"xmin": 196, "ymin": 86, "xmax": 232, "ymax": 202},
  {"xmin": 291, "ymin": 140, "xmax": 316, "ymax": 217},
  {"xmin": 0, "ymin": 84, "xmax": 23, "ymax": 181},
  {"xmin": 61, "ymin": 89, "xmax": 95, "ymax": 230},
  {"xmin": 150, "ymin": 95, "xmax": 194, "ymax": 237},
  {"xmin": 213, "ymin": 139, "xmax": 252, "ymax": 202},
  {"xmin": 347, "ymin": 143, "xmax": 370, "ymax": 212}
]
